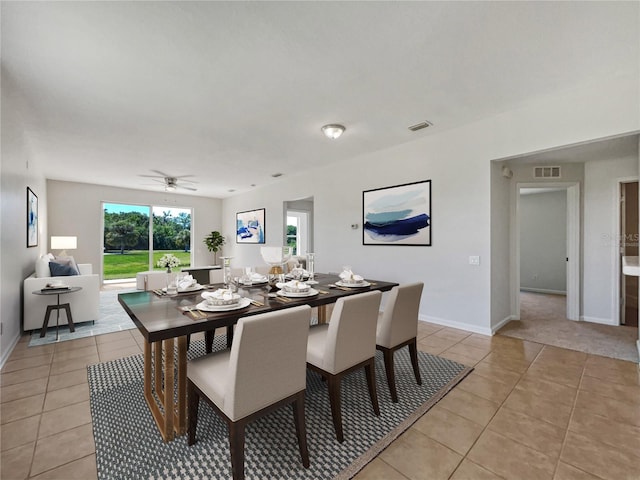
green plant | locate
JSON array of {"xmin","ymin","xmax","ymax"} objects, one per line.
[{"xmin": 203, "ymin": 231, "xmax": 226, "ymax": 265}]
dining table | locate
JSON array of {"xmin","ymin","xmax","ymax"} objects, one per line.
[{"xmin": 118, "ymin": 273, "xmax": 398, "ymax": 442}]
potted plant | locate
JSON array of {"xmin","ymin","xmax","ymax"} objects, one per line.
[{"xmin": 203, "ymin": 231, "xmax": 226, "ymax": 265}]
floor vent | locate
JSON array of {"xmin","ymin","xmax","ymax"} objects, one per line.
[{"xmin": 533, "ymin": 166, "xmax": 561, "ymax": 178}]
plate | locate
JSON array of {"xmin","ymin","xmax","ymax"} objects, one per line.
[
  {"xmin": 277, "ymin": 288, "xmax": 319, "ymax": 298},
  {"xmin": 335, "ymin": 281, "xmax": 371, "ymax": 288},
  {"xmin": 196, "ymin": 298, "xmax": 251, "ymax": 312},
  {"xmin": 177, "ymin": 284, "xmax": 204, "ymax": 293}
]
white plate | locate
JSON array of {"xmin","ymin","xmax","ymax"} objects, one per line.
[
  {"xmin": 277, "ymin": 288, "xmax": 319, "ymax": 298},
  {"xmin": 335, "ymin": 281, "xmax": 371, "ymax": 288},
  {"xmin": 176, "ymin": 284, "xmax": 204, "ymax": 293},
  {"xmin": 196, "ymin": 298, "xmax": 251, "ymax": 312}
]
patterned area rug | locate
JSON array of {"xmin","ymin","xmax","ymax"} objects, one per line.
[
  {"xmin": 29, "ymin": 290, "xmax": 136, "ymax": 347},
  {"xmin": 88, "ymin": 337, "xmax": 471, "ymax": 480}
]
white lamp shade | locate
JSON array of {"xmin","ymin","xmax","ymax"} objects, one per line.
[{"xmin": 51, "ymin": 236, "xmax": 77, "ymax": 250}]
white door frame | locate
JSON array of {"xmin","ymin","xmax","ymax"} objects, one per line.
[
  {"xmin": 613, "ymin": 177, "xmax": 639, "ymax": 325},
  {"xmin": 512, "ymin": 182, "xmax": 580, "ymax": 321}
]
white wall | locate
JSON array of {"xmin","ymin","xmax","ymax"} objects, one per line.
[
  {"xmin": 1, "ymin": 75, "xmax": 49, "ymax": 365},
  {"xmin": 583, "ymin": 154, "xmax": 639, "ymax": 324},
  {"xmin": 490, "ymin": 161, "xmax": 512, "ymax": 331},
  {"xmin": 520, "ymin": 190, "xmax": 567, "ymax": 293},
  {"xmin": 47, "ymin": 181, "xmax": 223, "ymax": 279},
  {"xmin": 223, "ymin": 74, "xmax": 640, "ymax": 335}
]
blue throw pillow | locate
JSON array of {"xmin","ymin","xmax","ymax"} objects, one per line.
[{"xmin": 49, "ymin": 261, "xmax": 79, "ymax": 276}]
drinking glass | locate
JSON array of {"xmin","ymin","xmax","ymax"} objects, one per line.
[
  {"xmin": 221, "ymin": 257, "xmax": 233, "ymax": 288},
  {"xmin": 306, "ymin": 253, "xmax": 315, "ymax": 280}
]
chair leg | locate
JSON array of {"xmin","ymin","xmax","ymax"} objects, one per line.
[
  {"xmin": 327, "ymin": 374, "xmax": 344, "ymax": 442},
  {"xmin": 364, "ymin": 359, "xmax": 380, "ymax": 416},
  {"xmin": 229, "ymin": 421, "xmax": 246, "ymax": 480},
  {"xmin": 292, "ymin": 392, "xmax": 310, "ymax": 468},
  {"xmin": 382, "ymin": 348, "xmax": 398, "ymax": 403},
  {"xmin": 187, "ymin": 381, "xmax": 199, "ymax": 446},
  {"xmin": 408, "ymin": 338, "xmax": 422, "ymax": 385}
]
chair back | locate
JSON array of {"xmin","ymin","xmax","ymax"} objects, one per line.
[
  {"xmin": 323, "ymin": 291, "xmax": 382, "ymax": 373},
  {"xmin": 376, "ymin": 282, "xmax": 424, "ymax": 348},
  {"xmin": 209, "ymin": 269, "xmax": 225, "ymax": 284},
  {"xmin": 225, "ymin": 305, "xmax": 311, "ymax": 420}
]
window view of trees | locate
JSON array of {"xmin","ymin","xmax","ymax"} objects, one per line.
[
  {"xmin": 103, "ymin": 203, "xmax": 192, "ymax": 281},
  {"xmin": 286, "ymin": 224, "xmax": 297, "ymax": 254}
]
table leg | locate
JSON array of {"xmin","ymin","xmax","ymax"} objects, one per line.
[
  {"xmin": 142, "ymin": 336, "xmax": 188, "ymax": 442},
  {"xmin": 55, "ymin": 293, "xmax": 60, "ymax": 341},
  {"xmin": 318, "ymin": 305, "xmax": 327, "ymax": 324}
]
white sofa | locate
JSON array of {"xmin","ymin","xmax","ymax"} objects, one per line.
[{"xmin": 23, "ymin": 262, "xmax": 100, "ymax": 332}]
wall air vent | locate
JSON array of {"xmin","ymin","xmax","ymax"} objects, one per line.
[
  {"xmin": 533, "ymin": 166, "xmax": 561, "ymax": 179},
  {"xmin": 408, "ymin": 121, "xmax": 433, "ymax": 132}
]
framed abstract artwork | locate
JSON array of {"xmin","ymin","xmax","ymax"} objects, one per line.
[
  {"xmin": 236, "ymin": 208, "xmax": 266, "ymax": 244},
  {"xmin": 27, "ymin": 187, "xmax": 38, "ymax": 247},
  {"xmin": 362, "ymin": 179, "xmax": 431, "ymax": 246}
]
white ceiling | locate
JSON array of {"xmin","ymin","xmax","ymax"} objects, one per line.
[{"xmin": 2, "ymin": 1, "xmax": 639, "ymax": 198}]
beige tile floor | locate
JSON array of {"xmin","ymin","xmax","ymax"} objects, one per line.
[{"xmin": 2, "ymin": 321, "xmax": 640, "ymax": 479}]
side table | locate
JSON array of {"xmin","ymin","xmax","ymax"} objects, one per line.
[{"xmin": 32, "ymin": 286, "xmax": 82, "ymax": 340}]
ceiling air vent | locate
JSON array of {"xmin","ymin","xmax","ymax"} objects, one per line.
[
  {"xmin": 408, "ymin": 121, "xmax": 433, "ymax": 132},
  {"xmin": 533, "ymin": 166, "xmax": 561, "ymax": 179}
]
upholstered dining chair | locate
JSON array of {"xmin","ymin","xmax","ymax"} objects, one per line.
[
  {"xmin": 306, "ymin": 290, "xmax": 382, "ymax": 442},
  {"xmin": 376, "ymin": 282, "xmax": 424, "ymax": 403},
  {"xmin": 187, "ymin": 305, "xmax": 312, "ymax": 480}
]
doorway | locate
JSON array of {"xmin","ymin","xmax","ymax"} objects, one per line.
[
  {"xmin": 619, "ymin": 181, "xmax": 639, "ymax": 327},
  {"xmin": 513, "ymin": 183, "xmax": 580, "ymax": 321},
  {"xmin": 284, "ymin": 197, "xmax": 314, "ymax": 257},
  {"xmin": 102, "ymin": 202, "xmax": 192, "ymax": 282}
]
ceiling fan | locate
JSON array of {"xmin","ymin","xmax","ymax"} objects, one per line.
[{"xmin": 139, "ymin": 170, "xmax": 198, "ymax": 192}]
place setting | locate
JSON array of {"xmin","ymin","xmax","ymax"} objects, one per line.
[
  {"xmin": 329, "ymin": 266, "xmax": 372, "ymax": 290},
  {"xmin": 180, "ymin": 288, "xmax": 266, "ymax": 319}
]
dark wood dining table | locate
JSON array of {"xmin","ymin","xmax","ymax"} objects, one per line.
[{"xmin": 118, "ymin": 273, "xmax": 398, "ymax": 442}]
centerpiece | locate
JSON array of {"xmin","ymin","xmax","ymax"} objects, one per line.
[{"xmin": 157, "ymin": 253, "xmax": 181, "ymax": 273}]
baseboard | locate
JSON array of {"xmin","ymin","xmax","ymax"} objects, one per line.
[
  {"xmin": 580, "ymin": 315, "xmax": 617, "ymax": 326},
  {"xmin": 418, "ymin": 315, "xmax": 493, "ymax": 336},
  {"xmin": 0, "ymin": 332, "xmax": 21, "ymax": 370},
  {"xmin": 520, "ymin": 287, "xmax": 567, "ymax": 296},
  {"xmin": 491, "ymin": 315, "xmax": 515, "ymax": 335}
]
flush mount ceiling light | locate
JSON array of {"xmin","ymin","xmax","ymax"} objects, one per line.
[
  {"xmin": 165, "ymin": 183, "xmax": 177, "ymax": 192},
  {"xmin": 321, "ymin": 124, "xmax": 345, "ymax": 139}
]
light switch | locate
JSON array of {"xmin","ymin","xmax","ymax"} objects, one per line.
[{"xmin": 469, "ymin": 256, "xmax": 480, "ymax": 266}]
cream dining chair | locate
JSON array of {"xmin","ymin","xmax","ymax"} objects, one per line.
[
  {"xmin": 306, "ymin": 290, "xmax": 382, "ymax": 442},
  {"xmin": 376, "ymin": 282, "xmax": 424, "ymax": 403},
  {"xmin": 187, "ymin": 305, "xmax": 312, "ymax": 480}
]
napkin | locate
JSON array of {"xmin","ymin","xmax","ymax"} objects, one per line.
[
  {"xmin": 339, "ymin": 268, "xmax": 363, "ymax": 283},
  {"xmin": 177, "ymin": 274, "xmax": 196, "ymax": 291},
  {"xmin": 249, "ymin": 272, "xmax": 267, "ymax": 281}
]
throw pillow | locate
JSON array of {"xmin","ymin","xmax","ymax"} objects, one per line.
[
  {"xmin": 52, "ymin": 256, "xmax": 80, "ymax": 275},
  {"xmin": 49, "ymin": 261, "xmax": 79, "ymax": 276}
]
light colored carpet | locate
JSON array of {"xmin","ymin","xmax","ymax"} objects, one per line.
[
  {"xmin": 499, "ymin": 292, "xmax": 639, "ymax": 363},
  {"xmin": 28, "ymin": 289, "xmax": 136, "ymax": 346}
]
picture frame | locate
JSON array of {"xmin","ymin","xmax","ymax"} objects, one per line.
[
  {"xmin": 236, "ymin": 208, "xmax": 266, "ymax": 244},
  {"xmin": 27, "ymin": 187, "xmax": 38, "ymax": 247},
  {"xmin": 363, "ymin": 179, "xmax": 431, "ymax": 246}
]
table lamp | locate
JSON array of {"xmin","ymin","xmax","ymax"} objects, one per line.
[{"xmin": 51, "ymin": 236, "xmax": 77, "ymax": 257}]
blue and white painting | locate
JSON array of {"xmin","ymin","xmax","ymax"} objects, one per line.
[
  {"xmin": 236, "ymin": 208, "xmax": 266, "ymax": 244},
  {"xmin": 363, "ymin": 180, "xmax": 431, "ymax": 245}
]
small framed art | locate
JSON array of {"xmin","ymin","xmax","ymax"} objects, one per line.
[
  {"xmin": 236, "ymin": 208, "xmax": 266, "ymax": 244},
  {"xmin": 27, "ymin": 187, "xmax": 38, "ymax": 247}
]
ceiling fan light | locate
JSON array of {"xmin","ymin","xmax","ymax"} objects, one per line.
[
  {"xmin": 165, "ymin": 184, "xmax": 177, "ymax": 192},
  {"xmin": 321, "ymin": 124, "xmax": 345, "ymax": 139}
]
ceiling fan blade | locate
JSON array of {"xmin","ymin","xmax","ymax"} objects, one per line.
[
  {"xmin": 179, "ymin": 185, "xmax": 198, "ymax": 191},
  {"xmin": 173, "ymin": 174, "xmax": 196, "ymax": 180},
  {"xmin": 139, "ymin": 174, "xmax": 166, "ymax": 179},
  {"xmin": 150, "ymin": 169, "xmax": 171, "ymax": 178}
]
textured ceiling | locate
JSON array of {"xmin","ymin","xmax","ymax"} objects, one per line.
[{"xmin": 2, "ymin": 1, "xmax": 639, "ymax": 197}]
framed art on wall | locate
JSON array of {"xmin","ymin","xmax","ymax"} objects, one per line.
[
  {"xmin": 363, "ymin": 179, "xmax": 431, "ymax": 246},
  {"xmin": 27, "ymin": 187, "xmax": 38, "ymax": 247},
  {"xmin": 236, "ymin": 208, "xmax": 266, "ymax": 244}
]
